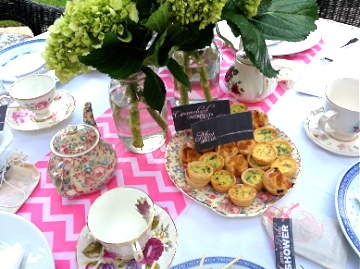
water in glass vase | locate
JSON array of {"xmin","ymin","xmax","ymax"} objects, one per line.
[{"xmin": 108, "ymin": 76, "xmax": 167, "ymax": 154}]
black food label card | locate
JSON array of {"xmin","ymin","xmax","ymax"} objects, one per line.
[
  {"xmin": 171, "ymin": 100, "xmax": 230, "ymax": 132},
  {"xmin": 273, "ymin": 218, "xmax": 296, "ymax": 269},
  {"xmin": 0, "ymin": 105, "xmax": 7, "ymax": 131},
  {"xmin": 191, "ymin": 111, "xmax": 254, "ymax": 152}
]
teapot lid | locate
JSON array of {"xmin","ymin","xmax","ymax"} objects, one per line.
[{"xmin": 50, "ymin": 124, "xmax": 100, "ymax": 157}]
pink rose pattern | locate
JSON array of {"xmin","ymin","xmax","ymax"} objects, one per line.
[{"xmin": 140, "ymin": 238, "xmax": 164, "ymax": 264}]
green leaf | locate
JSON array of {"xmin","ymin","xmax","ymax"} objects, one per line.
[
  {"xmin": 251, "ymin": 0, "xmax": 319, "ymax": 41},
  {"xmin": 144, "ymin": 3, "xmax": 169, "ymax": 34},
  {"xmin": 140, "ymin": 66, "xmax": 166, "ymax": 112},
  {"xmin": 167, "ymin": 58, "xmax": 191, "ymax": 89}
]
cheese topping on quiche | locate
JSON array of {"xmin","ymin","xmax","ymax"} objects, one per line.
[
  {"xmin": 213, "ymin": 171, "xmax": 235, "ymax": 186},
  {"xmin": 254, "ymin": 127, "xmax": 277, "ymax": 143}
]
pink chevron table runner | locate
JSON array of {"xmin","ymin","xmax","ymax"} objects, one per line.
[{"xmin": 17, "ymin": 40, "xmax": 324, "ymax": 268}]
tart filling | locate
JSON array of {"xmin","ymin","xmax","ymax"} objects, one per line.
[
  {"xmin": 241, "ymin": 168, "xmax": 265, "ymax": 191},
  {"xmin": 211, "ymin": 170, "xmax": 236, "ymax": 193},
  {"xmin": 228, "ymin": 184, "xmax": 257, "ymax": 207}
]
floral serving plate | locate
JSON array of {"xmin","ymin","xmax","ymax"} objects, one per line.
[
  {"xmin": 335, "ymin": 162, "xmax": 360, "ymax": 256},
  {"xmin": 165, "ymin": 125, "xmax": 301, "ymax": 217},
  {"xmin": 169, "ymin": 256, "xmax": 265, "ymax": 269},
  {"xmin": 5, "ymin": 89, "xmax": 75, "ymax": 131},
  {"xmin": 304, "ymin": 107, "xmax": 359, "ymax": 156},
  {"xmin": 76, "ymin": 204, "xmax": 178, "ymax": 269}
]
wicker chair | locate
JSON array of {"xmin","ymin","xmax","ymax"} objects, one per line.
[
  {"xmin": 317, "ymin": 0, "xmax": 360, "ymax": 27},
  {"xmin": 0, "ymin": 0, "xmax": 65, "ymax": 36}
]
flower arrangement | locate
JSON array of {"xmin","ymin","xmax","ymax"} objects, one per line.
[{"xmin": 42, "ymin": 0, "xmax": 318, "ymax": 148}]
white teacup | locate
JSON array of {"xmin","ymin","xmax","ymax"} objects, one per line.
[
  {"xmin": 318, "ymin": 78, "xmax": 359, "ymax": 141},
  {"xmin": 0, "ymin": 74, "xmax": 56, "ymax": 121},
  {"xmin": 87, "ymin": 187, "xmax": 155, "ymax": 261}
]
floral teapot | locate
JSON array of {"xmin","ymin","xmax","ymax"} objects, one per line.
[
  {"xmin": 47, "ymin": 102, "xmax": 117, "ymax": 198},
  {"xmin": 225, "ymin": 49, "xmax": 278, "ymax": 103}
]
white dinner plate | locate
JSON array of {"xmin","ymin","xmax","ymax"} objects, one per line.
[
  {"xmin": 0, "ymin": 211, "xmax": 55, "ymax": 268},
  {"xmin": 0, "ymin": 39, "xmax": 53, "ymax": 83},
  {"xmin": 170, "ymin": 256, "xmax": 265, "ymax": 269},
  {"xmin": 216, "ymin": 20, "xmax": 321, "ymax": 56},
  {"xmin": 335, "ymin": 162, "xmax": 360, "ymax": 256}
]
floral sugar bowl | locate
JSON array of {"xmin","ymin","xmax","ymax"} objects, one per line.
[
  {"xmin": 48, "ymin": 102, "xmax": 117, "ymax": 198},
  {"xmin": 225, "ymin": 49, "xmax": 278, "ymax": 103}
]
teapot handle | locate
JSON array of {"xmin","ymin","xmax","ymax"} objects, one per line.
[{"xmin": 52, "ymin": 159, "xmax": 78, "ymax": 198}]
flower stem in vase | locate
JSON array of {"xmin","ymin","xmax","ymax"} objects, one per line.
[
  {"xmin": 192, "ymin": 50, "xmax": 213, "ymax": 102},
  {"xmin": 127, "ymin": 82, "xmax": 144, "ymax": 149},
  {"xmin": 178, "ymin": 51, "xmax": 191, "ymax": 105}
]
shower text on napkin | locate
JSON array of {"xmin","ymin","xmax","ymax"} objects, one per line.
[
  {"xmin": 171, "ymin": 100, "xmax": 230, "ymax": 132},
  {"xmin": 273, "ymin": 218, "xmax": 296, "ymax": 269},
  {"xmin": 191, "ymin": 112, "xmax": 253, "ymax": 152}
]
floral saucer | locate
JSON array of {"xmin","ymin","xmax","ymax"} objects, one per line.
[
  {"xmin": 304, "ymin": 107, "xmax": 359, "ymax": 157},
  {"xmin": 76, "ymin": 204, "xmax": 178, "ymax": 269},
  {"xmin": 5, "ymin": 89, "xmax": 75, "ymax": 131},
  {"xmin": 165, "ymin": 127, "xmax": 301, "ymax": 218}
]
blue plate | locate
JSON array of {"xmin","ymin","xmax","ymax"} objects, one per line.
[
  {"xmin": 0, "ymin": 39, "xmax": 49, "ymax": 82},
  {"xmin": 335, "ymin": 162, "xmax": 360, "ymax": 256},
  {"xmin": 170, "ymin": 257, "xmax": 265, "ymax": 269}
]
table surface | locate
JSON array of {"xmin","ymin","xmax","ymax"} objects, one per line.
[{"xmin": 1, "ymin": 19, "xmax": 360, "ymax": 269}]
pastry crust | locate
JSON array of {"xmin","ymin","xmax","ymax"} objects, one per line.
[
  {"xmin": 253, "ymin": 127, "xmax": 278, "ymax": 143},
  {"xmin": 270, "ymin": 157, "xmax": 298, "ymax": 178},
  {"xmin": 199, "ymin": 152, "xmax": 225, "ymax": 172},
  {"xmin": 247, "ymin": 154, "xmax": 270, "ymax": 171},
  {"xmin": 178, "ymin": 141, "xmax": 201, "ymax": 167},
  {"xmin": 224, "ymin": 154, "xmax": 248, "ymax": 177},
  {"xmin": 236, "ymin": 139, "xmax": 257, "ymax": 155},
  {"xmin": 211, "ymin": 170, "xmax": 236, "ymax": 193},
  {"xmin": 251, "ymin": 110, "xmax": 269, "ymax": 129},
  {"xmin": 185, "ymin": 169, "xmax": 210, "ymax": 189},
  {"xmin": 263, "ymin": 168, "xmax": 293, "ymax": 196},
  {"xmin": 230, "ymin": 103, "xmax": 248, "ymax": 114},
  {"xmin": 271, "ymin": 139, "xmax": 293, "ymax": 157},
  {"xmin": 228, "ymin": 184, "xmax": 257, "ymax": 207},
  {"xmin": 241, "ymin": 168, "xmax": 265, "ymax": 191},
  {"xmin": 187, "ymin": 161, "xmax": 214, "ymax": 184},
  {"xmin": 251, "ymin": 142, "xmax": 278, "ymax": 165},
  {"xmin": 216, "ymin": 142, "xmax": 239, "ymax": 159}
]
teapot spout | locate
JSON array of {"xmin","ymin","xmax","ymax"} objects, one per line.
[{"xmin": 83, "ymin": 102, "xmax": 99, "ymax": 131}]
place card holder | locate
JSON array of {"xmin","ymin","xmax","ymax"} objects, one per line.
[{"xmin": 0, "ymin": 105, "xmax": 7, "ymax": 132}]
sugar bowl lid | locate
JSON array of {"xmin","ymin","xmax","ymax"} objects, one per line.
[{"xmin": 50, "ymin": 124, "xmax": 100, "ymax": 157}]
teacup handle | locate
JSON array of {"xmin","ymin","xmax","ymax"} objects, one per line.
[
  {"xmin": 132, "ymin": 240, "xmax": 144, "ymax": 262},
  {"xmin": 318, "ymin": 109, "xmax": 338, "ymax": 134}
]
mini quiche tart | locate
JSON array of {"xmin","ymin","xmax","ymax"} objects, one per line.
[
  {"xmin": 230, "ymin": 103, "xmax": 248, "ymax": 114},
  {"xmin": 253, "ymin": 127, "xmax": 278, "ymax": 143},
  {"xmin": 185, "ymin": 169, "xmax": 210, "ymax": 189},
  {"xmin": 241, "ymin": 168, "xmax": 265, "ymax": 191},
  {"xmin": 263, "ymin": 168, "xmax": 293, "ymax": 196},
  {"xmin": 216, "ymin": 142, "xmax": 239, "ymax": 159},
  {"xmin": 251, "ymin": 110, "xmax": 269, "ymax": 129},
  {"xmin": 199, "ymin": 152, "xmax": 225, "ymax": 172},
  {"xmin": 236, "ymin": 139, "xmax": 257, "ymax": 155},
  {"xmin": 271, "ymin": 139, "xmax": 293, "ymax": 157},
  {"xmin": 178, "ymin": 142, "xmax": 201, "ymax": 167},
  {"xmin": 247, "ymin": 154, "xmax": 270, "ymax": 171},
  {"xmin": 228, "ymin": 184, "xmax": 257, "ymax": 207},
  {"xmin": 270, "ymin": 157, "xmax": 298, "ymax": 178},
  {"xmin": 211, "ymin": 170, "xmax": 236, "ymax": 193},
  {"xmin": 251, "ymin": 142, "xmax": 278, "ymax": 165},
  {"xmin": 224, "ymin": 154, "xmax": 248, "ymax": 176},
  {"xmin": 187, "ymin": 161, "xmax": 214, "ymax": 184}
]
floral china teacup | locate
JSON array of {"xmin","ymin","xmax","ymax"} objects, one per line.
[
  {"xmin": 87, "ymin": 187, "xmax": 155, "ymax": 261},
  {"xmin": 225, "ymin": 50, "xmax": 278, "ymax": 103},
  {"xmin": 0, "ymin": 74, "xmax": 55, "ymax": 121}
]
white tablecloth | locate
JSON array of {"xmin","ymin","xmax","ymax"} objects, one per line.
[{"xmin": 1, "ymin": 19, "xmax": 360, "ymax": 268}]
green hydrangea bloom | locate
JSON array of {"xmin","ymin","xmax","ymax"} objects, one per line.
[
  {"xmin": 163, "ymin": 0, "xmax": 227, "ymax": 29},
  {"xmin": 235, "ymin": 0, "xmax": 262, "ymax": 19},
  {"xmin": 42, "ymin": 0, "xmax": 139, "ymax": 84}
]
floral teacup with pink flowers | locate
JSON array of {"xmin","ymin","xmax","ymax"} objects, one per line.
[
  {"xmin": 87, "ymin": 187, "xmax": 155, "ymax": 262},
  {"xmin": 0, "ymin": 74, "xmax": 56, "ymax": 121}
]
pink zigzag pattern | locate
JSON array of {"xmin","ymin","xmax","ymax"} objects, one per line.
[{"xmin": 17, "ymin": 40, "xmax": 324, "ymax": 269}]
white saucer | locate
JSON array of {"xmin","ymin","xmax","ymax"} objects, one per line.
[
  {"xmin": 5, "ymin": 89, "xmax": 76, "ymax": 131},
  {"xmin": 76, "ymin": 204, "xmax": 178, "ymax": 268},
  {"xmin": 304, "ymin": 107, "xmax": 359, "ymax": 156}
]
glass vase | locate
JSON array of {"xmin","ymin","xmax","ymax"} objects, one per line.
[
  {"xmin": 173, "ymin": 40, "xmax": 222, "ymax": 106},
  {"xmin": 108, "ymin": 72, "xmax": 168, "ymax": 154}
]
